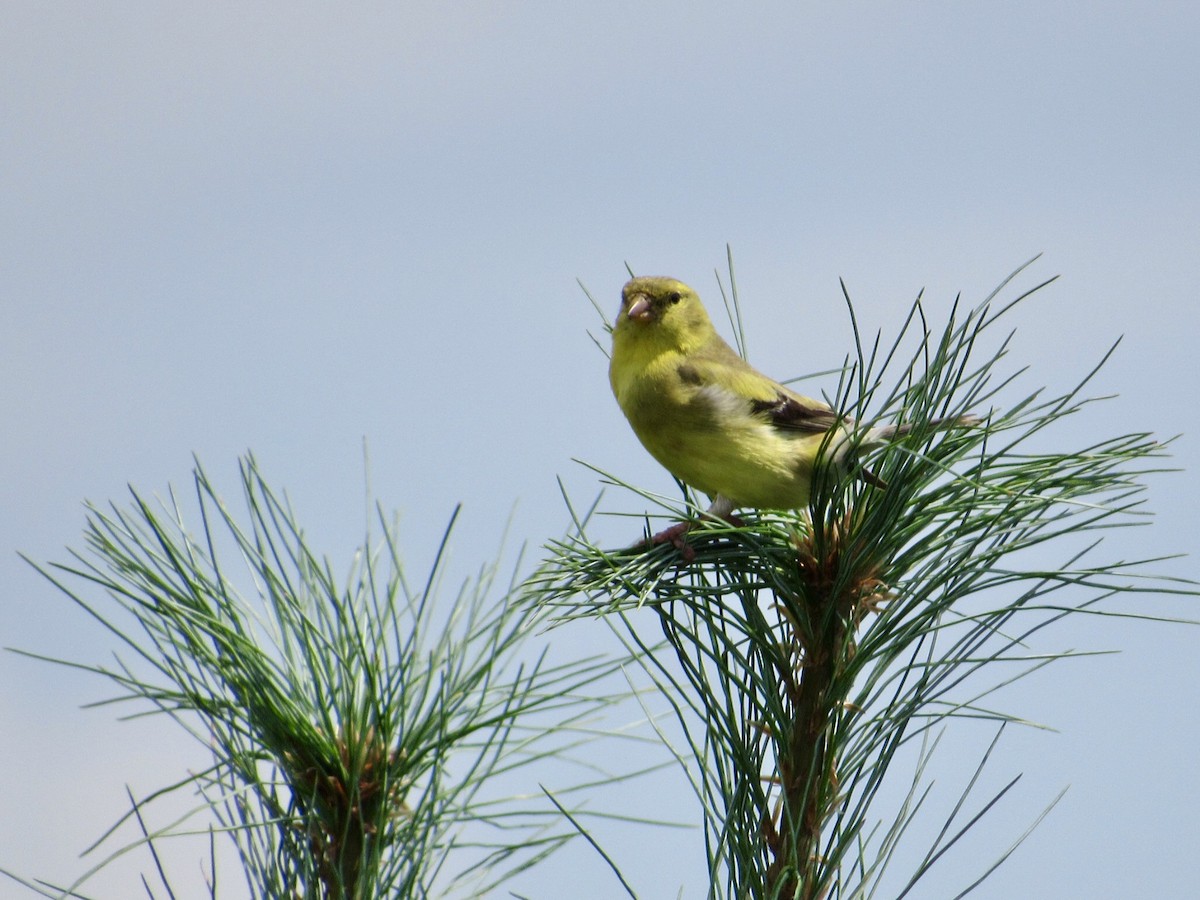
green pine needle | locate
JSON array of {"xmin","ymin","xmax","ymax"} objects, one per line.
[{"xmin": 535, "ymin": 257, "xmax": 1195, "ymax": 899}]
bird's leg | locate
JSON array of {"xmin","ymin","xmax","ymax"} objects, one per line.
[{"xmin": 704, "ymin": 494, "xmax": 745, "ymax": 528}]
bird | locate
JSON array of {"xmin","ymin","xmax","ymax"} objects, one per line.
[{"xmin": 608, "ymin": 276, "xmax": 977, "ymax": 547}]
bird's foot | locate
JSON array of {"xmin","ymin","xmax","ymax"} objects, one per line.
[
  {"xmin": 641, "ymin": 510, "xmax": 746, "ymax": 563},
  {"xmin": 646, "ymin": 521, "xmax": 697, "ymax": 562}
]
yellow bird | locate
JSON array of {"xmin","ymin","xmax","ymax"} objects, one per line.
[{"xmin": 609, "ymin": 276, "xmax": 976, "ymax": 529}]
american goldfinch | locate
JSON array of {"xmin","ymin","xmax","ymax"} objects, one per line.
[{"xmin": 609, "ymin": 276, "xmax": 976, "ymax": 527}]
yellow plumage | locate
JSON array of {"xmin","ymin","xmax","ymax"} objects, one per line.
[{"xmin": 609, "ymin": 276, "xmax": 973, "ymax": 517}]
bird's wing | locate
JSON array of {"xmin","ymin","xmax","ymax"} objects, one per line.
[
  {"xmin": 749, "ymin": 391, "xmax": 841, "ymax": 434},
  {"xmin": 680, "ymin": 340, "xmax": 841, "ymax": 436}
]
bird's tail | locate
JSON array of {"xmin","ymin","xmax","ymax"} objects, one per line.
[{"xmin": 863, "ymin": 413, "xmax": 981, "ymax": 445}]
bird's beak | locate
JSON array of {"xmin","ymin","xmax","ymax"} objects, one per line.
[{"xmin": 626, "ymin": 293, "xmax": 653, "ymax": 322}]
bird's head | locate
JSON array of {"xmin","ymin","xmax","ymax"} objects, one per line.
[{"xmin": 614, "ymin": 276, "xmax": 713, "ymax": 352}]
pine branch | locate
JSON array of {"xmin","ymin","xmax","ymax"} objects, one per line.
[{"xmin": 536, "ymin": 258, "xmax": 1195, "ymax": 898}]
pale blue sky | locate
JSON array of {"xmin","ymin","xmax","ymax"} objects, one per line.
[{"xmin": 3, "ymin": 3, "xmax": 1198, "ymax": 897}]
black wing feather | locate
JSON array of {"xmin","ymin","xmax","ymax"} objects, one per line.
[{"xmin": 750, "ymin": 392, "xmax": 840, "ymax": 434}]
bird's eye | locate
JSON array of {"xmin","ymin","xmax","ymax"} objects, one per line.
[{"xmin": 668, "ymin": 291, "xmax": 682, "ymax": 304}]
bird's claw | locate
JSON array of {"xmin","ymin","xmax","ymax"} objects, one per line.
[
  {"xmin": 640, "ymin": 511, "xmax": 746, "ymax": 563},
  {"xmin": 647, "ymin": 521, "xmax": 697, "ymax": 562}
]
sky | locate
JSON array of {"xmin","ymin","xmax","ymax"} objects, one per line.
[{"xmin": 2, "ymin": 2, "xmax": 1198, "ymax": 897}]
